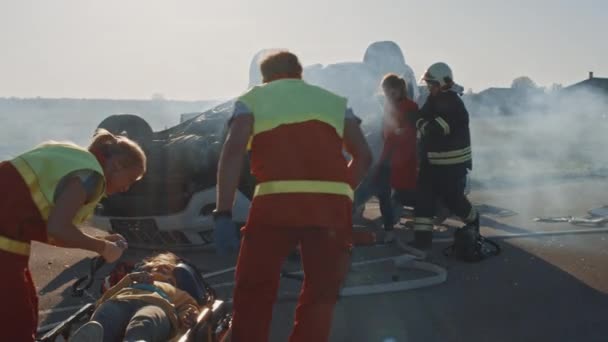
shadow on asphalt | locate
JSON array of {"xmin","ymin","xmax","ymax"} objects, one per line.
[
  {"xmin": 39, "ymin": 205, "xmax": 608, "ymax": 342},
  {"xmin": 270, "ymin": 227, "xmax": 608, "ymax": 342}
]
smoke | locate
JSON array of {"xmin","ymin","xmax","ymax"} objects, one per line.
[
  {"xmin": 464, "ymin": 84, "xmax": 608, "ymax": 219},
  {"xmin": 5, "ymin": 42, "xmax": 605, "ymax": 220},
  {"xmin": 247, "ymin": 41, "xmax": 420, "ymax": 161},
  {"xmin": 467, "ymin": 86, "xmax": 608, "ymax": 187},
  {"xmin": 0, "ymin": 97, "xmax": 218, "ymax": 160}
]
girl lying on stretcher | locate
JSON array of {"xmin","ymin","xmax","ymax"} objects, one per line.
[{"xmin": 70, "ymin": 252, "xmax": 200, "ymax": 342}]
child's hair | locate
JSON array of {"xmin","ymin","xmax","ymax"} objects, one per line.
[
  {"xmin": 88, "ymin": 129, "xmax": 147, "ymax": 177},
  {"xmin": 139, "ymin": 252, "xmax": 180, "ymax": 273},
  {"xmin": 381, "ymin": 73, "xmax": 408, "ymax": 100},
  {"xmin": 260, "ymin": 51, "xmax": 303, "ymax": 83}
]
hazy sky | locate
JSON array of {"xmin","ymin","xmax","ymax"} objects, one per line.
[{"xmin": 1, "ymin": 0, "xmax": 606, "ymax": 100}]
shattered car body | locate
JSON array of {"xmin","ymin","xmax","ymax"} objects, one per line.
[
  {"xmin": 91, "ymin": 103, "xmax": 254, "ymax": 249},
  {"xmin": 91, "ymin": 41, "xmax": 418, "ymax": 249}
]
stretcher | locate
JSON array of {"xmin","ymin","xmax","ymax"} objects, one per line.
[{"xmin": 36, "ymin": 257, "xmax": 232, "ymax": 342}]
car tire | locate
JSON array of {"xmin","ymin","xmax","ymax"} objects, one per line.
[{"xmin": 97, "ymin": 114, "xmax": 154, "ymax": 146}]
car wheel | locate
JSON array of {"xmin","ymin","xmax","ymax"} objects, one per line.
[{"xmin": 97, "ymin": 114, "xmax": 154, "ymax": 146}]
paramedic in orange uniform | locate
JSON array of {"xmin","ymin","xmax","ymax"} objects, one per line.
[
  {"xmin": 0, "ymin": 129, "xmax": 146, "ymax": 341},
  {"xmin": 213, "ymin": 51, "xmax": 372, "ymax": 342}
]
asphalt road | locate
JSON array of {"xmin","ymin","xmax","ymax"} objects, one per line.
[{"xmin": 32, "ymin": 178, "xmax": 608, "ymax": 341}]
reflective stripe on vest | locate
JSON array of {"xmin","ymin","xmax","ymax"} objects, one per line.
[
  {"xmin": 10, "ymin": 156, "xmax": 52, "ymax": 219},
  {"xmin": 239, "ymin": 79, "xmax": 347, "ymax": 140},
  {"xmin": 239, "ymin": 79, "xmax": 351, "ymax": 200},
  {"xmin": 254, "ymin": 180, "xmax": 353, "ymax": 201},
  {"xmin": 0, "ymin": 235, "xmax": 31, "ymax": 256},
  {"xmin": 10, "ymin": 144, "xmax": 106, "ymax": 225}
]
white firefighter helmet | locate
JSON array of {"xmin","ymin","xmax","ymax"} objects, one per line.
[{"xmin": 420, "ymin": 62, "xmax": 454, "ymax": 87}]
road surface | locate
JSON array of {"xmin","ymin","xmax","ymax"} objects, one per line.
[{"xmin": 32, "ymin": 178, "xmax": 608, "ymax": 341}]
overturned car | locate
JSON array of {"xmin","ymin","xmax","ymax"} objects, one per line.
[{"xmin": 91, "ymin": 41, "xmax": 418, "ymax": 249}]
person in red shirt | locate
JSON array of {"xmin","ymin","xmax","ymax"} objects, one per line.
[{"xmin": 353, "ymin": 74, "xmax": 419, "ymax": 243}]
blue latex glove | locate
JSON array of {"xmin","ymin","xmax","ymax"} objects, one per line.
[{"xmin": 213, "ymin": 216, "xmax": 240, "ymax": 255}]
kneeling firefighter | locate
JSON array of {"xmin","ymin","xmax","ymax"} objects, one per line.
[
  {"xmin": 408, "ymin": 62, "xmax": 479, "ymax": 250},
  {"xmin": 213, "ymin": 51, "xmax": 372, "ymax": 342}
]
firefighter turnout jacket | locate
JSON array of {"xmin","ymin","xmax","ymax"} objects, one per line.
[{"xmin": 413, "ymin": 90, "xmax": 472, "ymax": 172}]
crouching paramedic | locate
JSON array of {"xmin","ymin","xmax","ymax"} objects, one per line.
[
  {"xmin": 0, "ymin": 129, "xmax": 146, "ymax": 341},
  {"xmin": 213, "ymin": 51, "xmax": 372, "ymax": 342},
  {"xmin": 409, "ymin": 62, "xmax": 478, "ymax": 249}
]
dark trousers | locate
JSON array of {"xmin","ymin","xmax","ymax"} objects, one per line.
[
  {"xmin": 414, "ymin": 165, "xmax": 476, "ymax": 232},
  {"xmin": 353, "ymin": 162, "xmax": 415, "ymax": 231},
  {"xmin": 91, "ymin": 300, "xmax": 172, "ymax": 342}
]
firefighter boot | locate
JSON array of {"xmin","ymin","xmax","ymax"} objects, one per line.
[
  {"xmin": 466, "ymin": 213, "xmax": 480, "ymax": 233},
  {"xmin": 409, "ymin": 230, "xmax": 433, "ymax": 250}
]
